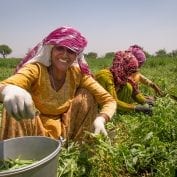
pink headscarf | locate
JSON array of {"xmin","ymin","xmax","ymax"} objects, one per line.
[
  {"xmin": 15, "ymin": 26, "xmax": 91, "ymax": 75},
  {"xmin": 110, "ymin": 50, "xmax": 139, "ymax": 95},
  {"xmin": 128, "ymin": 44, "xmax": 146, "ymax": 67},
  {"xmin": 43, "ymin": 27, "xmax": 87, "ymax": 54}
]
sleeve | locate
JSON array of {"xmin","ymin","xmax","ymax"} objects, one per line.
[
  {"xmin": 0, "ymin": 63, "xmax": 39, "ymax": 91},
  {"xmin": 133, "ymin": 93, "xmax": 146, "ymax": 104},
  {"xmin": 102, "ymin": 78, "xmax": 135, "ymax": 111},
  {"xmin": 139, "ymin": 73, "xmax": 153, "ymax": 86},
  {"xmin": 80, "ymin": 75, "xmax": 117, "ymax": 120}
]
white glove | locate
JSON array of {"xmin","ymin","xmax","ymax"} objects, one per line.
[
  {"xmin": 1, "ymin": 85, "xmax": 35, "ymax": 120},
  {"xmin": 93, "ymin": 116, "xmax": 107, "ymax": 136}
]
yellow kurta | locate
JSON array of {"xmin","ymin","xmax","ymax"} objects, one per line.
[
  {"xmin": 95, "ymin": 69, "xmax": 146, "ymax": 111},
  {"xmin": 0, "ymin": 63, "xmax": 116, "ymax": 140}
]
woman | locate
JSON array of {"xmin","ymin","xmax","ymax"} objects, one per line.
[
  {"xmin": 128, "ymin": 44, "xmax": 164, "ymax": 97},
  {"xmin": 95, "ymin": 50, "xmax": 152, "ymax": 114},
  {"xmin": 0, "ymin": 26, "xmax": 116, "ymax": 141}
]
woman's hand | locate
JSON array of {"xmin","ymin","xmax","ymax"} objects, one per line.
[
  {"xmin": 93, "ymin": 116, "xmax": 108, "ymax": 136},
  {"xmin": 135, "ymin": 104, "xmax": 152, "ymax": 115},
  {"xmin": 1, "ymin": 85, "xmax": 35, "ymax": 120}
]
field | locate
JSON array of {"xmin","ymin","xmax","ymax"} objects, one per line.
[{"xmin": 0, "ymin": 56, "xmax": 177, "ymax": 177}]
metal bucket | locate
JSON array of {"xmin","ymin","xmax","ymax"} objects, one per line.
[{"xmin": 0, "ymin": 136, "xmax": 61, "ymax": 177}]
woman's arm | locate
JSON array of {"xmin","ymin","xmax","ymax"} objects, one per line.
[
  {"xmin": 0, "ymin": 63, "xmax": 40, "ymax": 91},
  {"xmin": 81, "ymin": 75, "xmax": 117, "ymax": 121}
]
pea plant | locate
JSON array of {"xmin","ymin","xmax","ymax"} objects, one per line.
[
  {"xmin": 0, "ymin": 57, "xmax": 177, "ymax": 177},
  {"xmin": 57, "ymin": 56, "xmax": 177, "ymax": 177}
]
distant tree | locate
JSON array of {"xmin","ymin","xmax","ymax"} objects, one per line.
[
  {"xmin": 155, "ymin": 49, "xmax": 167, "ymax": 56},
  {"xmin": 104, "ymin": 52, "xmax": 114, "ymax": 58},
  {"xmin": 169, "ymin": 49, "xmax": 177, "ymax": 57},
  {"xmin": 144, "ymin": 51, "xmax": 153, "ymax": 58},
  {"xmin": 86, "ymin": 52, "xmax": 98, "ymax": 59},
  {"xmin": 0, "ymin": 44, "xmax": 12, "ymax": 58}
]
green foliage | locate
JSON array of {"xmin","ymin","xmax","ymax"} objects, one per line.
[
  {"xmin": 140, "ymin": 56, "xmax": 177, "ymax": 96},
  {"xmin": 0, "ymin": 45, "xmax": 12, "ymax": 58},
  {"xmin": 0, "ymin": 58, "xmax": 21, "ymax": 68},
  {"xmin": 86, "ymin": 56, "xmax": 113, "ymax": 74},
  {"xmin": 104, "ymin": 52, "xmax": 115, "ymax": 58},
  {"xmin": 58, "ymin": 93, "xmax": 177, "ymax": 176},
  {"xmin": 169, "ymin": 49, "xmax": 177, "ymax": 57},
  {"xmin": 57, "ymin": 55, "xmax": 177, "ymax": 177},
  {"xmin": 0, "ymin": 58, "xmax": 21, "ymax": 81},
  {"xmin": 85, "ymin": 52, "xmax": 98, "ymax": 59},
  {"xmin": 0, "ymin": 157, "xmax": 36, "ymax": 171},
  {"xmin": 155, "ymin": 49, "xmax": 167, "ymax": 57}
]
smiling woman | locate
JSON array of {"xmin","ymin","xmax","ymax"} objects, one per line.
[
  {"xmin": 0, "ymin": 26, "xmax": 116, "ymax": 142},
  {"xmin": 48, "ymin": 45, "xmax": 77, "ymax": 90}
]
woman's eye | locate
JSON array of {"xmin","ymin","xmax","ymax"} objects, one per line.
[{"xmin": 66, "ymin": 49, "xmax": 76, "ymax": 55}]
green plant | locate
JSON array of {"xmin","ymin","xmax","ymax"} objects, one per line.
[{"xmin": 1, "ymin": 56, "xmax": 177, "ymax": 177}]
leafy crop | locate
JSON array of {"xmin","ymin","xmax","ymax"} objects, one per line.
[{"xmin": 0, "ymin": 57, "xmax": 177, "ymax": 177}]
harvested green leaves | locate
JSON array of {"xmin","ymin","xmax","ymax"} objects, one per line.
[{"xmin": 0, "ymin": 157, "xmax": 36, "ymax": 171}]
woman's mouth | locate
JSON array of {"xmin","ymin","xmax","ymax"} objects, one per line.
[{"xmin": 59, "ymin": 59, "xmax": 67, "ymax": 63}]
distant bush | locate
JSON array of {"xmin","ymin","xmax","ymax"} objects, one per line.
[
  {"xmin": 0, "ymin": 58, "xmax": 21, "ymax": 80},
  {"xmin": 0, "ymin": 58, "xmax": 21, "ymax": 68}
]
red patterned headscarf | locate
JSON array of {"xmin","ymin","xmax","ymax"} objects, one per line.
[
  {"xmin": 110, "ymin": 50, "xmax": 139, "ymax": 95},
  {"xmin": 15, "ymin": 26, "xmax": 91, "ymax": 75},
  {"xmin": 128, "ymin": 44, "xmax": 146, "ymax": 67}
]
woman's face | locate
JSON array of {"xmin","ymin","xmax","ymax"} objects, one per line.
[{"xmin": 51, "ymin": 46, "xmax": 77, "ymax": 71}]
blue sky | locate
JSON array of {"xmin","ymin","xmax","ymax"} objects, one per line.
[{"xmin": 1, "ymin": 0, "xmax": 177, "ymax": 57}]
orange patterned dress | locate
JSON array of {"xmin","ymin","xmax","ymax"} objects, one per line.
[{"xmin": 0, "ymin": 63, "xmax": 116, "ymax": 141}]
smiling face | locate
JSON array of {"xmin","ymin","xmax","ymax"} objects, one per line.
[{"xmin": 51, "ymin": 46, "xmax": 77, "ymax": 72}]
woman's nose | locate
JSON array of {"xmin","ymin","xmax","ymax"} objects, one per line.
[{"xmin": 63, "ymin": 49, "xmax": 68, "ymax": 58}]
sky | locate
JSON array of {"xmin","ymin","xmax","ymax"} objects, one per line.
[{"xmin": 1, "ymin": 0, "xmax": 177, "ymax": 58}]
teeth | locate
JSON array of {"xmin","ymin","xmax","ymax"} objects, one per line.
[{"xmin": 59, "ymin": 59, "xmax": 67, "ymax": 63}]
